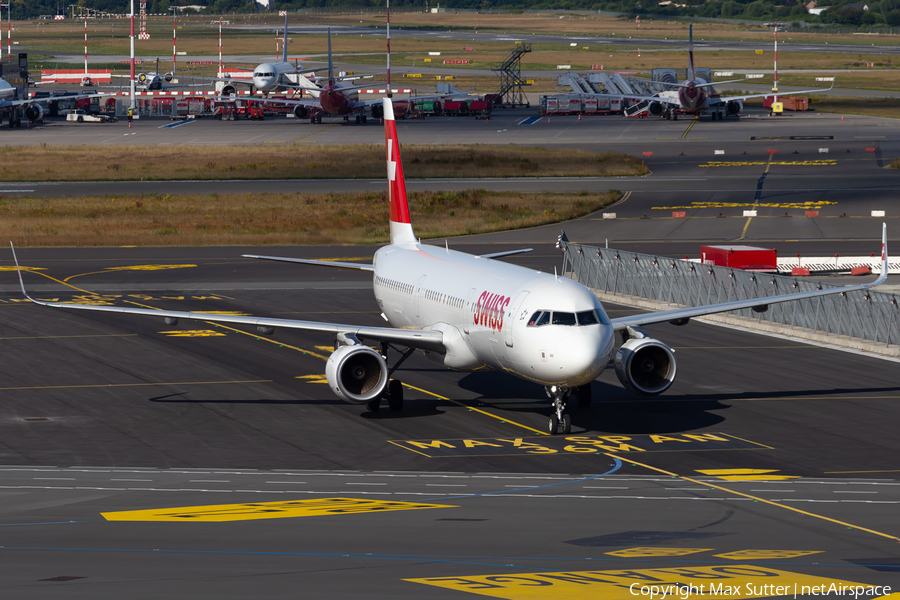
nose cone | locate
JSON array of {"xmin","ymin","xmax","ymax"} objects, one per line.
[{"xmin": 553, "ymin": 327, "xmax": 613, "ymax": 386}]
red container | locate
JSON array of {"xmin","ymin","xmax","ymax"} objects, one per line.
[
  {"xmin": 442, "ymin": 100, "xmax": 469, "ymax": 115},
  {"xmin": 701, "ymin": 245, "xmax": 777, "ymax": 272}
]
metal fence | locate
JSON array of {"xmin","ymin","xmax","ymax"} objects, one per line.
[{"xmin": 561, "ymin": 243, "xmax": 900, "ymax": 353}]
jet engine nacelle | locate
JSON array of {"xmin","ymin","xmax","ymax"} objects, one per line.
[
  {"xmin": 23, "ymin": 103, "xmax": 43, "ymax": 122},
  {"xmin": 222, "ymin": 85, "xmax": 237, "ymax": 97},
  {"xmin": 294, "ymin": 105, "xmax": 310, "ymax": 119},
  {"xmin": 648, "ymin": 101, "xmax": 664, "ymax": 115},
  {"xmin": 164, "ymin": 72, "xmax": 174, "ymax": 82},
  {"xmin": 324, "ymin": 345, "xmax": 388, "ymax": 403},
  {"xmin": 371, "ymin": 103, "xmax": 384, "ymax": 119},
  {"xmin": 726, "ymin": 100, "xmax": 743, "ymax": 116},
  {"xmin": 614, "ymin": 337, "xmax": 677, "ymax": 396},
  {"xmin": 137, "ymin": 72, "xmax": 149, "ymax": 84}
]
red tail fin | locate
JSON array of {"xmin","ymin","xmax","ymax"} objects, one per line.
[{"xmin": 384, "ymin": 98, "xmax": 416, "ymax": 245}]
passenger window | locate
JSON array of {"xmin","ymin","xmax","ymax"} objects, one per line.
[
  {"xmin": 552, "ymin": 312, "xmax": 576, "ymax": 326},
  {"xmin": 576, "ymin": 310, "xmax": 598, "ymax": 326}
]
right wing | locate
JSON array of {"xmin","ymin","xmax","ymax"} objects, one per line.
[{"xmin": 11, "ymin": 245, "xmax": 442, "ymax": 353}]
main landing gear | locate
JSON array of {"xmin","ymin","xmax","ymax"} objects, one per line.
[
  {"xmin": 546, "ymin": 384, "xmax": 592, "ymax": 434},
  {"xmin": 366, "ymin": 344, "xmax": 415, "ymax": 413},
  {"xmin": 354, "ymin": 115, "xmax": 368, "ymax": 124}
]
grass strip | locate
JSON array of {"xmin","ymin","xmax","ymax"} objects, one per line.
[
  {"xmin": 1, "ymin": 145, "xmax": 646, "ymax": 182},
  {"xmin": 2, "ymin": 189, "xmax": 620, "ymax": 247}
]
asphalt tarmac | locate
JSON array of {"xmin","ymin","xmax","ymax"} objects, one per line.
[{"xmin": 1, "ymin": 96, "xmax": 899, "ymax": 598}]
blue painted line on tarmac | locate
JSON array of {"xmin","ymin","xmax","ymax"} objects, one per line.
[
  {"xmin": 421, "ymin": 457, "xmax": 623, "ymax": 502},
  {"xmin": 160, "ymin": 120, "xmax": 193, "ymax": 129},
  {"xmin": 518, "ymin": 116, "xmax": 542, "ymax": 125},
  {"xmin": 0, "ymin": 520, "xmax": 85, "ymax": 527}
]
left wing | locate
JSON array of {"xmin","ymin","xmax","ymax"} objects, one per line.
[
  {"xmin": 611, "ymin": 223, "xmax": 888, "ymax": 331},
  {"xmin": 711, "ymin": 79, "xmax": 836, "ymax": 105},
  {"xmin": 243, "ymin": 254, "xmax": 374, "ymax": 271},
  {"xmin": 10, "ymin": 245, "xmax": 442, "ymax": 353}
]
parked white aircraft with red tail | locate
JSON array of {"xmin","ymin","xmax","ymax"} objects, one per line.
[{"xmin": 12, "ymin": 98, "xmax": 888, "ymax": 434}]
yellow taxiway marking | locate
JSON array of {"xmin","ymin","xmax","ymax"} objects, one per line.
[
  {"xmin": 700, "ymin": 160, "xmax": 837, "ymax": 168},
  {"xmin": 654, "ymin": 200, "xmax": 837, "ymax": 210},
  {"xmin": 696, "ymin": 468, "xmax": 799, "ymax": 481},
  {"xmin": 681, "ymin": 118, "xmax": 698, "ymax": 138},
  {"xmin": 158, "ymin": 330, "xmax": 226, "ymax": 338},
  {"xmin": 291, "ymin": 123, "xmax": 341, "ymax": 144},
  {"xmin": 606, "ymin": 547, "xmax": 711, "ymax": 558},
  {"xmin": 715, "ymin": 550, "xmax": 823, "ymax": 560},
  {"xmin": 0, "ymin": 266, "xmax": 45, "ymax": 271},
  {"xmin": 607, "ymin": 453, "xmax": 900, "ymax": 542},
  {"xmin": 63, "ymin": 264, "xmax": 197, "ymax": 282},
  {"xmin": 402, "ymin": 383, "xmax": 546, "ymax": 436},
  {"xmin": 296, "ymin": 374, "xmax": 328, "ymax": 384},
  {"xmin": 0, "ymin": 380, "xmax": 270, "ymax": 392},
  {"xmin": 102, "ymin": 498, "xmax": 455, "ymax": 522},
  {"xmin": 407, "ymin": 564, "xmax": 875, "ymax": 600}
]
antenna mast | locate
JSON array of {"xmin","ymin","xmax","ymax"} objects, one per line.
[{"xmin": 386, "ymin": 0, "xmax": 391, "ymax": 99}]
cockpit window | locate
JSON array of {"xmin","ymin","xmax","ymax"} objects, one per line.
[
  {"xmin": 527, "ymin": 311, "xmax": 550, "ymax": 327},
  {"xmin": 551, "ymin": 312, "xmax": 576, "ymax": 326},
  {"xmin": 529, "ymin": 309, "xmax": 609, "ymax": 327},
  {"xmin": 576, "ymin": 310, "xmax": 598, "ymax": 325}
]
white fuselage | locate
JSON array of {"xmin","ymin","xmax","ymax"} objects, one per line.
[
  {"xmin": 372, "ymin": 243, "xmax": 615, "ymax": 387},
  {"xmin": 253, "ymin": 62, "xmax": 298, "ymax": 93},
  {"xmin": 0, "ymin": 79, "xmax": 16, "ymax": 104}
]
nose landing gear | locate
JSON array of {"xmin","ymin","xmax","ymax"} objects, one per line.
[{"xmin": 546, "ymin": 385, "xmax": 572, "ymax": 434}]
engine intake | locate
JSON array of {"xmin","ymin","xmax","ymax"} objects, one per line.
[
  {"xmin": 24, "ymin": 104, "xmax": 43, "ymax": 122},
  {"xmin": 614, "ymin": 337, "xmax": 677, "ymax": 396},
  {"xmin": 294, "ymin": 105, "xmax": 310, "ymax": 119},
  {"xmin": 726, "ymin": 100, "xmax": 743, "ymax": 116},
  {"xmin": 325, "ymin": 345, "xmax": 388, "ymax": 403},
  {"xmin": 648, "ymin": 101, "xmax": 663, "ymax": 115},
  {"xmin": 371, "ymin": 103, "xmax": 384, "ymax": 119},
  {"xmin": 222, "ymin": 85, "xmax": 237, "ymax": 96}
]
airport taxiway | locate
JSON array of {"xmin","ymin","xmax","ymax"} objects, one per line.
[{"xmin": 1, "ymin": 94, "xmax": 899, "ymax": 598}]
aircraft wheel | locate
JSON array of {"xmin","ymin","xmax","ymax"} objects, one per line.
[
  {"xmin": 366, "ymin": 398, "xmax": 381, "ymax": 412},
  {"xmin": 548, "ymin": 414, "xmax": 560, "ymax": 435},
  {"xmin": 355, "ymin": 115, "xmax": 361, "ymax": 124},
  {"xmin": 575, "ymin": 385, "xmax": 592, "ymax": 408},
  {"xmin": 562, "ymin": 413, "xmax": 571, "ymax": 434},
  {"xmin": 673, "ymin": 113, "xmax": 678, "ymax": 121},
  {"xmin": 77, "ymin": 115, "xmax": 84, "ymax": 123},
  {"xmin": 387, "ymin": 379, "xmax": 404, "ymax": 412},
  {"xmin": 665, "ymin": 112, "xmax": 671, "ymax": 121},
  {"xmin": 362, "ymin": 116, "xmax": 368, "ymax": 124}
]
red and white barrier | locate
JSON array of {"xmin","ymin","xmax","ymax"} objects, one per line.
[{"xmin": 41, "ymin": 69, "xmax": 112, "ymax": 83}]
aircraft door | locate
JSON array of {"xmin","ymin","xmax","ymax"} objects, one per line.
[
  {"xmin": 505, "ymin": 291, "xmax": 530, "ymax": 348},
  {"xmin": 415, "ymin": 275, "xmax": 427, "ymax": 319}
]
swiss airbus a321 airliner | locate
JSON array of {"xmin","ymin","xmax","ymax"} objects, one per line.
[{"xmin": 13, "ymin": 98, "xmax": 888, "ymax": 434}]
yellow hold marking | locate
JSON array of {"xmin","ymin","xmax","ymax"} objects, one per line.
[
  {"xmin": 158, "ymin": 330, "xmax": 226, "ymax": 337},
  {"xmin": 715, "ymin": 550, "xmax": 823, "ymax": 560},
  {"xmin": 408, "ymin": 565, "xmax": 872, "ymax": 599},
  {"xmin": 102, "ymin": 498, "xmax": 455, "ymax": 522},
  {"xmin": 696, "ymin": 468, "xmax": 799, "ymax": 481},
  {"xmin": 296, "ymin": 374, "xmax": 328, "ymax": 384},
  {"xmin": 605, "ymin": 547, "xmax": 712, "ymax": 558}
]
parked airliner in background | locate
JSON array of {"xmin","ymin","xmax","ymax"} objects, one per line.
[
  {"xmin": 0, "ymin": 78, "xmax": 86, "ymax": 124},
  {"xmin": 12, "ymin": 98, "xmax": 888, "ymax": 434},
  {"xmin": 631, "ymin": 23, "xmax": 833, "ymax": 120}
]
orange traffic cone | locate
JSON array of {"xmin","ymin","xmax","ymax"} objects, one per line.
[
  {"xmin": 841, "ymin": 115, "xmax": 844, "ymax": 121},
  {"xmin": 578, "ymin": 113, "xmax": 581, "ymax": 121}
]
